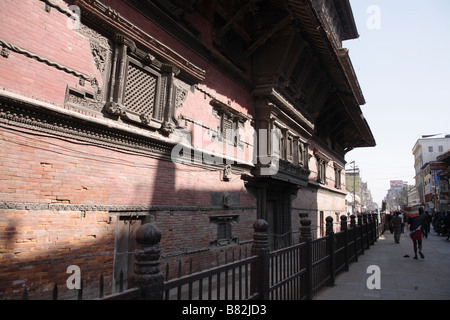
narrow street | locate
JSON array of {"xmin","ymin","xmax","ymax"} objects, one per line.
[{"xmin": 314, "ymin": 229, "xmax": 450, "ymax": 300}]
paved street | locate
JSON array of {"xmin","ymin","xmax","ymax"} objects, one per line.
[{"xmin": 314, "ymin": 229, "xmax": 450, "ymax": 300}]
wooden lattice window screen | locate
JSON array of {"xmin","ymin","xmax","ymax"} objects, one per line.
[
  {"xmin": 221, "ymin": 116, "xmax": 234, "ymax": 142},
  {"xmin": 124, "ymin": 62, "xmax": 158, "ymax": 118},
  {"xmin": 217, "ymin": 221, "xmax": 232, "ymax": 240}
]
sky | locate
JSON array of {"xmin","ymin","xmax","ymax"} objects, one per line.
[{"xmin": 343, "ymin": 0, "xmax": 450, "ymax": 206}]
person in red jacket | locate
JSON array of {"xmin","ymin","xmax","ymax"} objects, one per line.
[{"xmin": 408, "ymin": 207, "xmax": 426, "ymax": 259}]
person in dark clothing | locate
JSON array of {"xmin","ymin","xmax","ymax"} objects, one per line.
[
  {"xmin": 408, "ymin": 207, "xmax": 426, "ymax": 259},
  {"xmin": 386, "ymin": 213, "xmax": 393, "ymax": 233},
  {"xmin": 444, "ymin": 211, "xmax": 450, "ymax": 240},
  {"xmin": 393, "ymin": 211, "xmax": 402, "ymax": 243}
]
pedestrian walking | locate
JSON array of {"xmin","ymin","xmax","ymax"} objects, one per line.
[
  {"xmin": 393, "ymin": 211, "xmax": 402, "ymax": 243},
  {"xmin": 407, "ymin": 207, "xmax": 426, "ymax": 260},
  {"xmin": 399, "ymin": 211, "xmax": 405, "ymax": 233},
  {"xmin": 444, "ymin": 211, "xmax": 450, "ymax": 240}
]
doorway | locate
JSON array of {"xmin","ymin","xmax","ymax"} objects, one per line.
[
  {"xmin": 113, "ymin": 215, "xmax": 146, "ymax": 292},
  {"xmin": 266, "ymin": 190, "xmax": 292, "ymax": 250}
]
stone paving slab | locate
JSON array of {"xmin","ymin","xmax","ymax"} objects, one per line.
[{"xmin": 314, "ymin": 229, "xmax": 450, "ymax": 300}]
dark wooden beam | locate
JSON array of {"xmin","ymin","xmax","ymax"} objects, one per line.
[
  {"xmin": 281, "ymin": 35, "xmax": 308, "ymax": 80},
  {"xmin": 244, "ymin": 15, "xmax": 292, "ymax": 58},
  {"xmin": 217, "ymin": 0, "xmax": 261, "ymax": 42}
]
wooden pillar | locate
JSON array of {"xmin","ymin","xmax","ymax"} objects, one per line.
[
  {"xmin": 326, "ymin": 216, "xmax": 335, "ymax": 287},
  {"xmin": 300, "ymin": 218, "xmax": 313, "ymax": 299},
  {"xmin": 251, "ymin": 219, "xmax": 269, "ymax": 300}
]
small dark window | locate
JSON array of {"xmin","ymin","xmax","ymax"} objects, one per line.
[
  {"xmin": 217, "ymin": 221, "xmax": 232, "ymax": 241},
  {"xmin": 210, "ymin": 215, "xmax": 239, "ymax": 246}
]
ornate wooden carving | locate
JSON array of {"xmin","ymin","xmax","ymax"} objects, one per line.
[{"xmin": 74, "ymin": 0, "xmax": 206, "ymax": 84}]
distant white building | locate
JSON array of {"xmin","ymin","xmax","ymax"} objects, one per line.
[
  {"xmin": 412, "ymin": 134, "xmax": 450, "ymax": 211},
  {"xmin": 407, "ymin": 186, "xmax": 420, "ymax": 206}
]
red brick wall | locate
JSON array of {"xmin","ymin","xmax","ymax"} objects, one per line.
[
  {"xmin": 0, "ymin": 0, "xmax": 101, "ymax": 105},
  {"xmin": 0, "ymin": 207, "xmax": 116, "ymax": 299},
  {"xmin": 0, "ymin": 124, "xmax": 256, "ymax": 299},
  {"xmin": 0, "ymin": 0, "xmax": 350, "ymax": 300},
  {"xmin": 0, "ymin": 0, "xmax": 259, "ymax": 299}
]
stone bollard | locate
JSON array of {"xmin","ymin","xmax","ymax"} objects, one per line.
[{"xmin": 128, "ymin": 223, "xmax": 164, "ymax": 300}]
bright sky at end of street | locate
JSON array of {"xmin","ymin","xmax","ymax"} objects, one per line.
[{"xmin": 344, "ymin": 0, "xmax": 450, "ymax": 206}]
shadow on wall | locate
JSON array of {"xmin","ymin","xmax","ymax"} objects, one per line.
[{"xmin": 0, "ymin": 155, "xmax": 257, "ymax": 300}]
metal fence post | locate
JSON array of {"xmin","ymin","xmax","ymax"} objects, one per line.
[
  {"xmin": 371, "ymin": 214, "xmax": 376, "ymax": 244},
  {"xmin": 363, "ymin": 214, "xmax": 370, "ymax": 249},
  {"xmin": 350, "ymin": 215, "xmax": 358, "ymax": 262},
  {"xmin": 300, "ymin": 217, "xmax": 313, "ymax": 300},
  {"xmin": 340, "ymin": 215, "xmax": 349, "ymax": 272},
  {"xmin": 251, "ymin": 219, "xmax": 269, "ymax": 300},
  {"xmin": 326, "ymin": 216, "xmax": 335, "ymax": 287},
  {"xmin": 129, "ymin": 223, "xmax": 164, "ymax": 300},
  {"xmin": 358, "ymin": 214, "xmax": 364, "ymax": 255},
  {"xmin": 372, "ymin": 213, "xmax": 379, "ymax": 241},
  {"xmin": 350, "ymin": 214, "xmax": 356, "ymax": 228}
]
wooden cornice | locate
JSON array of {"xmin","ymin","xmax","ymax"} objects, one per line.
[{"xmin": 253, "ymin": 86, "xmax": 314, "ymax": 136}]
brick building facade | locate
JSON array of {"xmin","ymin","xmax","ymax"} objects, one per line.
[{"xmin": 0, "ymin": 0, "xmax": 375, "ymax": 299}]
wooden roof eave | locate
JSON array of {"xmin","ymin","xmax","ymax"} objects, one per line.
[{"xmin": 285, "ymin": 0, "xmax": 375, "ymax": 148}]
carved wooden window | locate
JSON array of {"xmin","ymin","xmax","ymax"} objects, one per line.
[
  {"xmin": 211, "ymin": 99, "xmax": 247, "ymax": 147},
  {"xmin": 298, "ymin": 143, "xmax": 305, "ymax": 166},
  {"xmin": 280, "ymin": 135, "xmax": 286, "ymax": 161},
  {"xmin": 105, "ymin": 35, "xmax": 183, "ymax": 132},
  {"xmin": 271, "ymin": 127, "xmax": 282, "ymax": 160},
  {"xmin": 221, "ymin": 113, "xmax": 235, "ymax": 143},
  {"xmin": 334, "ymin": 166, "xmax": 342, "ymax": 189},
  {"xmin": 273, "ymin": 127, "xmax": 297, "ymax": 164},
  {"xmin": 287, "ymin": 136, "xmax": 294, "ymax": 162},
  {"xmin": 123, "ymin": 57, "xmax": 162, "ymax": 124},
  {"xmin": 316, "ymin": 157, "xmax": 328, "ymax": 185}
]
